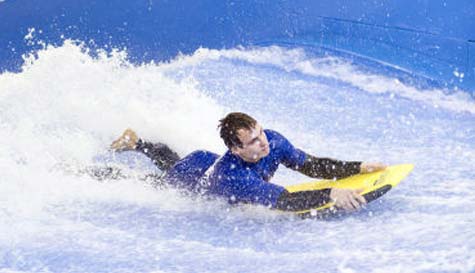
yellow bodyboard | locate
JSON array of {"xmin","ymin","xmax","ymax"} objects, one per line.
[{"xmin": 284, "ymin": 164, "xmax": 414, "ymax": 216}]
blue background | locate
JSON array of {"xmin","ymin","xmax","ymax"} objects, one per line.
[{"xmin": 1, "ymin": 0, "xmax": 474, "ymax": 93}]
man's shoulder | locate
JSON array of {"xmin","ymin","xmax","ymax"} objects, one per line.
[
  {"xmin": 265, "ymin": 129, "xmax": 291, "ymax": 148},
  {"xmin": 214, "ymin": 151, "xmax": 242, "ymax": 172},
  {"xmin": 264, "ymin": 129, "xmax": 286, "ymax": 141},
  {"xmin": 215, "ymin": 151, "xmax": 259, "ymax": 177}
]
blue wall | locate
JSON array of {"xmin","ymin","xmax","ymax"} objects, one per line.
[{"xmin": 1, "ymin": 0, "xmax": 473, "ymax": 93}]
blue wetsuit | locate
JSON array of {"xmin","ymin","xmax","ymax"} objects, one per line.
[
  {"xmin": 134, "ymin": 129, "xmax": 362, "ymax": 211},
  {"xmin": 164, "ymin": 130, "xmax": 305, "ymax": 207}
]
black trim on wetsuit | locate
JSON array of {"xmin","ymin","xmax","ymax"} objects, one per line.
[
  {"xmin": 298, "ymin": 153, "xmax": 362, "ymax": 180},
  {"xmin": 135, "ymin": 139, "xmax": 181, "ymax": 171},
  {"xmin": 275, "ymin": 189, "xmax": 332, "ymax": 211},
  {"xmin": 275, "ymin": 154, "xmax": 362, "ymax": 211}
]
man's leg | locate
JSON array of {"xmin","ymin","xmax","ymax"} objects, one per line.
[
  {"xmin": 111, "ymin": 129, "xmax": 180, "ymax": 171},
  {"xmin": 135, "ymin": 140, "xmax": 180, "ymax": 171}
]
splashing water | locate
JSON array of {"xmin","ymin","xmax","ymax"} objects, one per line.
[{"xmin": 0, "ymin": 41, "xmax": 474, "ymax": 272}]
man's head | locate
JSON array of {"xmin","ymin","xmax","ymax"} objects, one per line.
[{"xmin": 218, "ymin": 112, "xmax": 270, "ymax": 163}]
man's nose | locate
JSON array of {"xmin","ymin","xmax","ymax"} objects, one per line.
[{"xmin": 258, "ymin": 139, "xmax": 266, "ymax": 147}]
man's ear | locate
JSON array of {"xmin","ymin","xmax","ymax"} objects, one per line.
[{"xmin": 230, "ymin": 146, "xmax": 240, "ymax": 155}]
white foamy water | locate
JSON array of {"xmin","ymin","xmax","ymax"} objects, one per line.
[
  {"xmin": 163, "ymin": 46, "xmax": 475, "ymax": 114},
  {"xmin": 0, "ymin": 41, "xmax": 474, "ymax": 273}
]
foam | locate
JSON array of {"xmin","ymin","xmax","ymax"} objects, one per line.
[
  {"xmin": 166, "ymin": 46, "xmax": 475, "ymax": 114},
  {"xmin": 0, "ymin": 40, "xmax": 473, "ymax": 273},
  {"xmin": 0, "ymin": 40, "xmax": 229, "ymax": 241}
]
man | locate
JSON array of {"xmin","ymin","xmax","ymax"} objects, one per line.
[{"xmin": 111, "ymin": 112, "xmax": 386, "ymax": 212}]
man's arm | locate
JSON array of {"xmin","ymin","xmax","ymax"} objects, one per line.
[
  {"xmin": 271, "ymin": 130, "xmax": 383, "ymax": 179},
  {"xmin": 297, "ymin": 154, "xmax": 387, "ymax": 180},
  {"xmin": 275, "ymin": 187, "xmax": 367, "ymax": 212},
  {"xmin": 227, "ymin": 174, "xmax": 337, "ymax": 211},
  {"xmin": 275, "ymin": 189, "xmax": 332, "ymax": 211},
  {"xmin": 220, "ymin": 168, "xmax": 367, "ymax": 212},
  {"xmin": 297, "ymin": 153, "xmax": 362, "ymax": 180}
]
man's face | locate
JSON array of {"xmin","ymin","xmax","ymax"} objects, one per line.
[{"xmin": 231, "ymin": 123, "xmax": 270, "ymax": 163}]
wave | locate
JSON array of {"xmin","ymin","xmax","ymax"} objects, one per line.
[
  {"xmin": 165, "ymin": 46, "xmax": 475, "ymax": 114},
  {"xmin": 1, "ymin": 38, "xmax": 474, "ymax": 273}
]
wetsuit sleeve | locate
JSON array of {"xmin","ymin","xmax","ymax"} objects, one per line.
[
  {"xmin": 298, "ymin": 153, "xmax": 361, "ymax": 180},
  {"xmin": 275, "ymin": 189, "xmax": 332, "ymax": 211},
  {"xmin": 269, "ymin": 130, "xmax": 306, "ymax": 170},
  {"xmin": 223, "ymin": 172, "xmax": 286, "ymax": 208},
  {"xmin": 269, "ymin": 130, "xmax": 361, "ymax": 179},
  {"xmin": 135, "ymin": 139, "xmax": 181, "ymax": 171}
]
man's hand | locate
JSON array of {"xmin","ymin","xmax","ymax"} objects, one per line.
[
  {"xmin": 360, "ymin": 162, "xmax": 387, "ymax": 174},
  {"xmin": 329, "ymin": 188, "xmax": 366, "ymax": 211}
]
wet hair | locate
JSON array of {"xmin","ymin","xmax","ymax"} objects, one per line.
[{"xmin": 218, "ymin": 112, "xmax": 257, "ymax": 149}]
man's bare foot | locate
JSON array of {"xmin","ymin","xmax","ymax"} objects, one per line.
[{"xmin": 110, "ymin": 129, "xmax": 139, "ymax": 151}]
